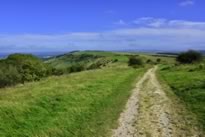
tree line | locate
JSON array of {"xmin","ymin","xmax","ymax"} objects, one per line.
[
  {"xmin": 0, "ymin": 53, "xmax": 117, "ymax": 88},
  {"xmin": 0, "ymin": 54, "xmax": 57, "ymax": 88}
]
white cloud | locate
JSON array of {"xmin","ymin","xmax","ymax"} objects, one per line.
[
  {"xmin": 148, "ymin": 20, "xmax": 166, "ymax": 27},
  {"xmin": 0, "ymin": 18, "xmax": 205, "ymax": 52},
  {"xmin": 114, "ymin": 19, "xmax": 127, "ymax": 25},
  {"xmin": 179, "ymin": 0, "xmax": 195, "ymax": 7},
  {"xmin": 133, "ymin": 17, "xmax": 154, "ymax": 24},
  {"xmin": 133, "ymin": 17, "xmax": 167, "ymax": 27},
  {"xmin": 133, "ymin": 17, "xmax": 205, "ymax": 29},
  {"xmin": 168, "ymin": 20, "xmax": 205, "ymax": 29}
]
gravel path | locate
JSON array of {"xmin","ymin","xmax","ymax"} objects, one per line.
[{"xmin": 112, "ymin": 67, "xmax": 202, "ymax": 137}]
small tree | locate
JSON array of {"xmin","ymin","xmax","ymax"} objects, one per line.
[
  {"xmin": 177, "ymin": 50, "xmax": 203, "ymax": 64},
  {"xmin": 156, "ymin": 58, "xmax": 161, "ymax": 63},
  {"xmin": 0, "ymin": 65, "xmax": 21, "ymax": 87},
  {"xmin": 128, "ymin": 57, "xmax": 143, "ymax": 66},
  {"xmin": 7, "ymin": 53, "xmax": 49, "ymax": 82}
]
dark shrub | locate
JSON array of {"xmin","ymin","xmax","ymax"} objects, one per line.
[
  {"xmin": 0, "ymin": 53, "xmax": 53, "ymax": 87},
  {"xmin": 0, "ymin": 65, "xmax": 21, "ymax": 87},
  {"xmin": 7, "ymin": 54, "xmax": 49, "ymax": 83},
  {"xmin": 51, "ymin": 68, "xmax": 64, "ymax": 76},
  {"xmin": 146, "ymin": 59, "xmax": 155, "ymax": 64},
  {"xmin": 188, "ymin": 69, "xmax": 194, "ymax": 72},
  {"xmin": 87, "ymin": 62, "xmax": 103, "ymax": 70},
  {"xmin": 198, "ymin": 64, "xmax": 204, "ymax": 70},
  {"xmin": 128, "ymin": 57, "xmax": 143, "ymax": 66},
  {"xmin": 113, "ymin": 59, "xmax": 118, "ymax": 63},
  {"xmin": 76, "ymin": 54, "xmax": 101, "ymax": 62},
  {"xmin": 156, "ymin": 58, "xmax": 161, "ymax": 63},
  {"xmin": 146, "ymin": 59, "xmax": 151, "ymax": 63},
  {"xmin": 177, "ymin": 50, "xmax": 203, "ymax": 64},
  {"xmin": 69, "ymin": 64, "xmax": 85, "ymax": 73},
  {"xmin": 160, "ymin": 65, "xmax": 172, "ymax": 71},
  {"xmin": 202, "ymin": 81, "xmax": 205, "ymax": 88}
]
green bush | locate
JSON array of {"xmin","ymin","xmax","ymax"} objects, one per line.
[
  {"xmin": 128, "ymin": 57, "xmax": 143, "ymax": 66},
  {"xmin": 0, "ymin": 65, "xmax": 21, "ymax": 87},
  {"xmin": 51, "ymin": 68, "xmax": 64, "ymax": 76},
  {"xmin": 0, "ymin": 53, "xmax": 53, "ymax": 88},
  {"xmin": 177, "ymin": 50, "xmax": 203, "ymax": 64},
  {"xmin": 156, "ymin": 58, "xmax": 161, "ymax": 63},
  {"xmin": 7, "ymin": 54, "xmax": 50, "ymax": 83},
  {"xmin": 69, "ymin": 64, "xmax": 85, "ymax": 73},
  {"xmin": 198, "ymin": 64, "xmax": 205, "ymax": 70},
  {"xmin": 146, "ymin": 59, "xmax": 155, "ymax": 64},
  {"xmin": 87, "ymin": 63, "xmax": 102, "ymax": 70},
  {"xmin": 146, "ymin": 59, "xmax": 151, "ymax": 63},
  {"xmin": 113, "ymin": 59, "xmax": 118, "ymax": 63}
]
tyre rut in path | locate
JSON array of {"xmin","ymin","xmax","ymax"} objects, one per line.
[{"xmin": 112, "ymin": 67, "xmax": 201, "ymax": 137}]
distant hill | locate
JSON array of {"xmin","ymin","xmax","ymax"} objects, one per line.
[
  {"xmin": 0, "ymin": 51, "xmax": 69, "ymax": 59},
  {"xmin": 156, "ymin": 50, "xmax": 205, "ymax": 56},
  {"xmin": 45, "ymin": 51, "xmax": 129, "ymax": 71},
  {"xmin": 199, "ymin": 50, "xmax": 205, "ymax": 55}
]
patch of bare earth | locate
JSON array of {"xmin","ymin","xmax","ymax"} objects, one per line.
[{"xmin": 112, "ymin": 67, "xmax": 202, "ymax": 137}]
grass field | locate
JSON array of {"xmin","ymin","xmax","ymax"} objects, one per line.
[
  {"xmin": 159, "ymin": 63, "xmax": 205, "ymax": 130},
  {"xmin": 1, "ymin": 50, "xmax": 204, "ymax": 136},
  {"xmin": 46, "ymin": 51, "xmax": 131, "ymax": 70},
  {"xmin": 0, "ymin": 64, "xmax": 145, "ymax": 137}
]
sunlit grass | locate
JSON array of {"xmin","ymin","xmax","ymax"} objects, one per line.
[
  {"xmin": 159, "ymin": 64, "xmax": 205, "ymax": 131},
  {"xmin": 0, "ymin": 65, "xmax": 145, "ymax": 137}
]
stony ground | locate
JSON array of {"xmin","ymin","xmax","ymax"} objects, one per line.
[{"xmin": 112, "ymin": 67, "xmax": 202, "ymax": 137}]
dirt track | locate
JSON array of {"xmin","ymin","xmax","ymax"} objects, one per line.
[{"xmin": 112, "ymin": 67, "xmax": 202, "ymax": 137}]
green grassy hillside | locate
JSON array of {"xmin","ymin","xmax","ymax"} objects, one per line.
[
  {"xmin": 45, "ymin": 51, "xmax": 131, "ymax": 70},
  {"xmin": 1, "ymin": 50, "xmax": 203, "ymax": 136},
  {"xmin": 159, "ymin": 63, "xmax": 205, "ymax": 130},
  {"xmin": 0, "ymin": 64, "xmax": 145, "ymax": 137}
]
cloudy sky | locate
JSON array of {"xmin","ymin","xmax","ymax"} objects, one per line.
[{"xmin": 0, "ymin": 0, "xmax": 205, "ymax": 52}]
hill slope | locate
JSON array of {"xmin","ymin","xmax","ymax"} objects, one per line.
[
  {"xmin": 45, "ymin": 51, "xmax": 131, "ymax": 70},
  {"xmin": 0, "ymin": 64, "xmax": 145, "ymax": 137}
]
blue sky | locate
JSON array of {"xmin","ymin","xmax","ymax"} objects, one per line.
[{"xmin": 0, "ymin": 0, "xmax": 205, "ymax": 52}]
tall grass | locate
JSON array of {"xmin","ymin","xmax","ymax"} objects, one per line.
[
  {"xmin": 0, "ymin": 66, "xmax": 145, "ymax": 137},
  {"xmin": 159, "ymin": 64, "xmax": 205, "ymax": 131}
]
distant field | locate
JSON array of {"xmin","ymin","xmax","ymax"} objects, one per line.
[
  {"xmin": 0, "ymin": 64, "xmax": 145, "ymax": 137},
  {"xmin": 159, "ymin": 63, "xmax": 205, "ymax": 130},
  {"xmin": 45, "ymin": 51, "xmax": 131, "ymax": 70}
]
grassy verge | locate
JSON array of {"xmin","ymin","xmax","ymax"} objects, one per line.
[
  {"xmin": 0, "ymin": 66, "xmax": 145, "ymax": 137},
  {"xmin": 158, "ymin": 64, "xmax": 205, "ymax": 131}
]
